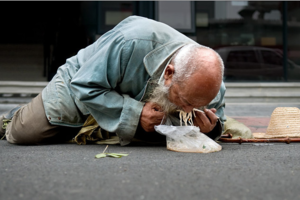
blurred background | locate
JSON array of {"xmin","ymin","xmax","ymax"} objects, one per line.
[{"xmin": 0, "ymin": 1, "xmax": 299, "ymax": 83}]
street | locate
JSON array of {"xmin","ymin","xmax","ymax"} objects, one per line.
[
  {"xmin": 1, "ymin": 102, "xmax": 300, "ymax": 200},
  {"xmin": 1, "ymin": 141, "xmax": 300, "ymax": 200}
]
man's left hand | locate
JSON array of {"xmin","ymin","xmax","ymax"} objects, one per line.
[{"xmin": 193, "ymin": 108, "xmax": 218, "ymax": 133}]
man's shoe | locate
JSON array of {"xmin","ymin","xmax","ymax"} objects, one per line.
[
  {"xmin": 0, "ymin": 105, "xmax": 22, "ymax": 140},
  {"xmin": 0, "ymin": 115, "xmax": 6, "ymax": 139}
]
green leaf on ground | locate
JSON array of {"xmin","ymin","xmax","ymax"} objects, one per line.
[
  {"xmin": 95, "ymin": 153, "xmax": 107, "ymax": 158},
  {"xmin": 95, "ymin": 145, "xmax": 128, "ymax": 159},
  {"xmin": 106, "ymin": 153, "xmax": 121, "ymax": 158},
  {"xmin": 95, "ymin": 153, "xmax": 129, "ymax": 159},
  {"xmin": 107, "ymin": 153, "xmax": 129, "ymax": 158},
  {"xmin": 110, "ymin": 153, "xmax": 128, "ymax": 157}
]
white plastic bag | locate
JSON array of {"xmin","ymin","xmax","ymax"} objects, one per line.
[{"xmin": 154, "ymin": 125, "xmax": 222, "ymax": 153}]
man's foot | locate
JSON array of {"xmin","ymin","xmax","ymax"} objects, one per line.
[
  {"xmin": 0, "ymin": 105, "xmax": 22, "ymax": 140},
  {"xmin": 0, "ymin": 115, "xmax": 5, "ymax": 139}
]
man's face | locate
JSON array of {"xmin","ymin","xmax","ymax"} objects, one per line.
[
  {"xmin": 162, "ymin": 61, "xmax": 221, "ymax": 114},
  {"xmin": 167, "ymin": 81, "xmax": 212, "ymax": 113}
]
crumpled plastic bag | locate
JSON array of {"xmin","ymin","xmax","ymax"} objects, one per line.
[{"xmin": 154, "ymin": 125, "xmax": 222, "ymax": 153}]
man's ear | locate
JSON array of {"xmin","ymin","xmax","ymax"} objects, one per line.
[{"xmin": 164, "ymin": 64, "xmax": 175, "ymax": 85}]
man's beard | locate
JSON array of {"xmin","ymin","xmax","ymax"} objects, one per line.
[{"xmin": 147, "ymin": 82, "xmax": 182, "ymax": 114}]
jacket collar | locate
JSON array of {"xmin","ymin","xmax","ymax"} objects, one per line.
[
  {"xmin": 139, "ymin": 41, "xmax": 189, "ymax": 101},
  {"xmin": 143, "ymin": 41, "xmax": 190, "ymax": 79}
]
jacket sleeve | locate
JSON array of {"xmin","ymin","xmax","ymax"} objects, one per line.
[
  {"xmin": 70, "ymin": 30, "xmax": 145, "ymax": 146},
  {"xmin": 206, "ymin": 81, "xmax": 226, "ymax": 141}
]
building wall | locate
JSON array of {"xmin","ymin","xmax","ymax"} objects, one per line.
[{"xmin": 0, "ymin": 1, "xmax": 299, "ymax": 82}]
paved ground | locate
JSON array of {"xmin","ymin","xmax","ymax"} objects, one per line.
[
  {"xmin": 1, "ymin": 141, "xmax": 300, "ymax": 200},
  {"xmin": 1, "ymin": 101, "xmax": 300, "ymax": 200}
]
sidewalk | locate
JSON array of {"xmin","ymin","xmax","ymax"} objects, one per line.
[
  {"xmin": 1, "ymin": 86, "xmax": 300, "ymax": 200},
  {"xmin": 231, "ymin": 116, "xmax": 270, "ymax": 133},
  {"xmin": 225, "ymin": 102, "xmax": 300, "ymax": 134}
]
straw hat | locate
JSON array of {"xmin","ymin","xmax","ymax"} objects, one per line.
[{"xmin": 253, "ymin": 107, "xmax": 300, "ymax": 138}]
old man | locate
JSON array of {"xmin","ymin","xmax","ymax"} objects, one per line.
[{"xmin": 0, "ymin": 16, "xmax": 226, "ymax": 146}]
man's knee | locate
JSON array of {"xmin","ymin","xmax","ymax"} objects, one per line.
[{"xmin": 4, "ymin": 98, "xmax": 57, "ymax": 145}]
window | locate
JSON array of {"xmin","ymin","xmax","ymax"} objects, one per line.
[
  {"xmin": 227, "ymin": 50, "xmax": 258, "ymax": 63},
  {"xmin": 195, "ymin": 1, "xmax": 287, "ymax": 81},
  {"xmin": 261, "ymin": 50, "xmax": 283, "ymax": 66}
]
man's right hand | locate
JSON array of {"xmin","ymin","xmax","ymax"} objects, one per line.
[{"xmin": 140, "ymin": 102, "xmax": 164, "ymax": 132}]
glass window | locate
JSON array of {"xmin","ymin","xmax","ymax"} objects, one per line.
[
  {"xmin": 97, "ymin": 2, "xmax": 134, "ymax": 34},
  {"xmin": 195, "ymin": 1, "xmax": 286, "ymax": 81},
  {"xmin": 155, "ymin": 2, "xmax": 195, "ymax": 33},
  {"xmin": 287, "ymin": 2, "xmax": 300, "ymax": 81},
  {"xmin": 227, "ymin": 50, "xmax": 258, "ymax": 63},
  {"xmin": 261, "ymin": 50, "xmax": 283, "ymax": 66}
]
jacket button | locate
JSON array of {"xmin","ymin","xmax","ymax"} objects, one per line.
[
  {"xmin": 48, "ymin": 116, "xmax": 51, "ymax": 120},
  {"xmin": 58, "ymin": 117, "xmax": 61, "ymax": 120}
]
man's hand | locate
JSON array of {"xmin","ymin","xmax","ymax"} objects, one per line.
[
  {"xmin": 140, "ymin": 102, "xmax": 165, "ymax": 132},
  {"xmin": 193, "ymin": 108, "xmax": 218, "ymax": 133}
]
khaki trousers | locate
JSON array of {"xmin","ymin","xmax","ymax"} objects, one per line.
[{"xmin": 6, "ymin": 94, "xmax": 81, "ymax": 145}]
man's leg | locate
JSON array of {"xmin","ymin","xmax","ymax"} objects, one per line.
[
  {"xmin": 1, "ymin": 105, "xmax": 23, "ymax": 138},
  {"xmin": 5, "ymin": 94, "xmax": 80, "ymax": 145}
]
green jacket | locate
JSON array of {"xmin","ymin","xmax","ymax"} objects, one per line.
[{"xmin": 42, "ymin": 16, "xmax": 226, "ymax": 146}]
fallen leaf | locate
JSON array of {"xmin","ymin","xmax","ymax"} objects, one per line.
[
  {"xmin": 106, "ymin": 153, "xmax": 121, "ymax": 158},
  {"xmin": 111, "ymin": 153, "xmax": 128, "ymax": 157},
  {"xmin": 95, "ymin": 153, "xmax": 107, "ymax": 158},
  {"xmin": 95, "ymin": 153, "xmax": 129, "ymax": 159},
  {"xmin": 95, "ymin": 145, "xmax": 129, "ymax": 159},
  {"xmin": 107, "ymin": 153, "xmax": 129, "ymax": 158}
]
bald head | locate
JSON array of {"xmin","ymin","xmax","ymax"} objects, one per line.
[
  {"xmin": 185, "ymin": 47, "xmax": 223, "ymax": 103},
  {"xmin": 171, "ymin": 44, "xmax": 223, "ymax": 86},
  {"xmin": 163, "ymin": 44, "xmax": 224, "ymax": 112}
]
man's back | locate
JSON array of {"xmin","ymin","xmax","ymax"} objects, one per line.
[{"xmin": 113, "ymin": 16, "xmax": 194, "ymax": 46}]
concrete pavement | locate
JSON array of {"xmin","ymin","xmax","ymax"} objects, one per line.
[
  {"xmin": 1, "ymin": 101, "xmax": 300, "ymax": 200},
  {"xmin": 1, "ymin": 83, "xmax": 300, "ymax": 200},
  {"xmin": 1, "ymin": 140, "xmax": 300, "ymax": 200}
]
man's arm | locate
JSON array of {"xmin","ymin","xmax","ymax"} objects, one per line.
[{"xmin": 70, "ymin": 30, "xmax": 146, "ymax": 146}]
